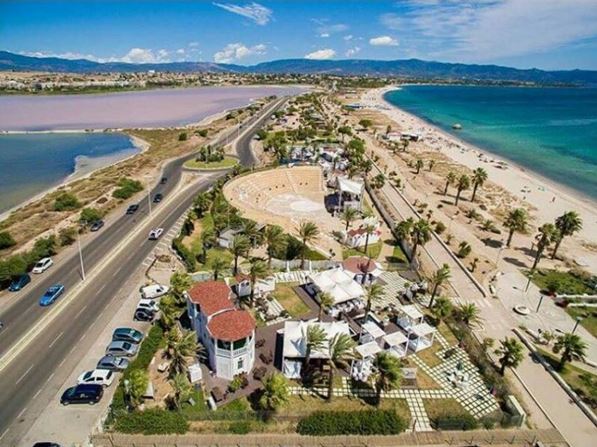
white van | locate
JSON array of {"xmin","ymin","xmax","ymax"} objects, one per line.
[{"xmin": 140, "ymin": 284, "xmax": 169, "ymax": 299}]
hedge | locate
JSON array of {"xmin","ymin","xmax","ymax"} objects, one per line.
[
  {"xmin": 114, "ymin": 408, "xmax": 188, "ymax": 434},
  {"xmin": 297, "ymin": 410, "xmax": 407, "ymax": 436},
  {"xmin": 172, "ymin": 236, "xmax": 196, "ymax": 272},
  {"xmin": 431, "ymin": 414, "xmax": 478, "ymax": 431}
]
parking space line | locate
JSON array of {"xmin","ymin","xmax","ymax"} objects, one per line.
[
  {"xmin": 15, "ymin": 365, "xmax": 34, "ymax": 385},
  {"xmin": 48, "ymin": 331, "xmax": 64, "ymax": 348}
]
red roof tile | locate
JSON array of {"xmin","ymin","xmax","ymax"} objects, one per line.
[
  {"xmin": 342, "ymin": 256, "xmax": 380, "ymax": 274},
  {"xmin": 187, "ymin": 281, "xmax": 232, "ymax": 316},
  {"xmin": 207, "ymin": 309, "xmax": 255, "ymax": 341}
]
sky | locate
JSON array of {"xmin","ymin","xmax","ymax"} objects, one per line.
[{"xmin": 1, "ymin": 0, "xmax": 597, "ymax": 70}]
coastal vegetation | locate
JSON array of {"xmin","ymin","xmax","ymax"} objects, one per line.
[{"xmin": 112, "ymin": 178, "xmax": 144, "ymax": 199}]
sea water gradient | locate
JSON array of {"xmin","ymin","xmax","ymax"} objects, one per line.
[
  {"xmin": 0, "ymin": 133, "xmax": 137, "ymax": 214},
  {"xmin": 384, "ymin": 86, "xmax": 597, "ymax": 200}
]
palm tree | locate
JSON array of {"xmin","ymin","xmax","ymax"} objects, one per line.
[
  {"xmin": 230, "ymin": 234, "xmax": 250, "ymax": 275},
  {"xmin": 504, "ymin": 208, "xmax": 528, "ymax": 247},
  {"xmin": 200, "ymin": 228, "xmax": 216, "ymax": 264},
  {"xmin": 210, "ymin": 255, "xmax": 228, "ymax": 281},
  {"xmin": 552, "ymin": 211, "xmax": 582, "ymax": 259},
  {"xmin": 340, "ymin": 207, "xmax": 359, "ymax": 232},
  {"xmin": 428, "ymin": 264, "xmax": 451, "ymax": 308},
  {"xmin": 165, "ymin": 327, "xmax": 202, "ymax": 378},
  {"xmin": 364, "ymin": 283, "xmax": 384, "ymax": 320},
  {"xmin": 326, "ymin": 333, "xmax": 356, "ymax": 401},
  {"xmin": 415, "ymin": 159, "xmax": 424, "ymax": 174},
  {"xmin": 317, "ymin": 291, "xmax": 334, "ymax": 321},
  {"xmin": 362, "ymin": 224, "xmax": 377, "ymax": 256},
  {"xmin": 495, "ymin": 338, "xmax": 524, "ymax": 375},
  {"xmin": 456, "ymin": 303, "xmax": 482, "ymax": 328},
  {"xmin": 159, "ymin": 298, "xmax": 180, "ymax": 332},
  {"xmin": 410, "ymin": 219, "xmax": 432, "ymax": 260},
  {"xmin": 454, "ymin": 174, "xmax": 471, "ymax": 206},
  {"xmin": 169, "ymin": 272, "xmax": 192, "ymax": 304},
  {"xmin": 471, "ymin": 168, "xmax": 488, "ymax": 202},
  {"xmin": 297, "ymin": 221, "xmax": 320, "ymax": 269},
  {"xmin": 531, "ymin": 223, "xmax": 559, "ymax": 271},
  {"xmin": 431, "ymin": 296, "xmax": 453, "ymax": 323},
  {"xmin": 248, "ymin": 258, "xmax": 269, "ymax": 305},
  {"xmin": 553, "ymin": 333, "xmax": 587, "ymax": 370},
  {"xmin": 243, "ymin": 219, "xmax": 262, "ymax": 247},
  {"xmin": 444, "ymin": 171, "xmax": 456, "ymax": 195},
  {"xmin": 258, "ymin": 373, "xmax": 290, "ymax": 413},
  {"xmin": 264, "ymin": 225, "xmax": 287, "ymax": 267},
  {"xmin": 304, "ymin": 325, "xmax": 327, "ymax": 368},
  {"xmin": 371, "ymin": 352, "xmax": 402, "ymax": 406},
  {"xmin": 169, "ymin": 373, "xmax": 193, "ymax": 410},
  {"xmin": 193, "ymin": 192, "xmax": 212, "ymax": 217},
  {"xmin": 127, "ymin": 369, "xmax": 149, "ymax": 409},
  {"xmin": 395, "ymin": 218, "xmax": 414, "ymax": 242}
]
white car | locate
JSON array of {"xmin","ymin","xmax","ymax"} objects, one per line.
[
  {"xmin": 137, "ymin": 298, "xmax": 159, "ymax": 312},
  {"xmin": 148, "ymin": 228, "xmax": 164, "ymax": 240},
  {"xmin": 77, "ymin": 369, "xmax": 115, "ymax": 387},
  {"xmin": 32, "ymin": 257, "xmax": 53, "ymax": 274},
  {"xmin": 140, "ymin": 284, "xmax": 169, "ymax": 299}
]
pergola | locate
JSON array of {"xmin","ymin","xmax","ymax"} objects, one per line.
[
  {"xmin": 407, "ymin": 322, "xmax": 436, "ymax": 352},
  {"xmin": 383, "ymin": 331, "xmax": 409, "ymax": 358},
  {"xmin": 396, "ymin": 304, "xmax": 424, "ymax": 331}
]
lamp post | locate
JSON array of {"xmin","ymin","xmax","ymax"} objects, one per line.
[
  {"xmin": 147, "ymin": 188, "xmax": 152, "ymax": 217},
  {"xmin": 525, "ymin": 271, "xmax": 534, "ymax": 293},
  {"xmin": 495, "ymin": 240, "xmax": 505, "ymax": 268},
  {"xmin": 77, "ymin": 227, "xmax": 86, "ymax": 281},
  {"xmin": 536, "ymin": 294, "xmax": 545, "ymax": 313},
  {"xmin": 572, "ymin": 317, "xmax": 583, "ymax": 334}
]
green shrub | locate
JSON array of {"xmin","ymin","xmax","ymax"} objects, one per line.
[
  {"xmin": 0, "ymin": 255, "xmax": 27, "ymax": 284},
  {"xmin": 79, "ymin": 207, "xmax": 103, "ymax": 224},
  {"xmin": 54, "ymin": 192, "xmax": 81, "ymax": 211},
  {"xmin": 112, "ymin": 178, "xmax": 144, "ymax": 200},
  {"xmin": 27, "ymin": 236, "xmax": 57, "ymax": 267},
  {"xmin": 297, "ymin": 410, "xmax": 407, "ymax": 436},
  {"xmin": 172, "ymin": 236, "xmax": 196, "ymax": 272},
  {"xmin": 435, "ymin": 221, "xmax": 446, "ymax": 235},
  {"xmin": 196, "ymin": 129, "xmax": 208, "ymax": 137},
  {"xmin": 59, "ymin": 227, "xmax": 78, "ymax": 246},
  {"xmin": 114, "ymin": 408, "xmax": 188, "ymax": 434},
  {"xmin": 226, "ymin": 420, "xmax": 253, "ymax": 434},
  {"xmin": 178, "ymin": 132, "xmax": 188, "ymax": 141},
  {"xmin": 0, "ymin": 231, "xmax": 16, "ymax": 250},
  {"xmin": 431, "ymin": 414, "xmax": 478, "ymax": 431}
]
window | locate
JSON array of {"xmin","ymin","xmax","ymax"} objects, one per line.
[
  {"xmin": 233, "ymin": 337, "xmax": 247, "ymax": 349},
  {"xmin": 217, "ymin": 339, "xmax": 231, "ymax": 350},
  {"xmin": 237, "ymin": 359, "xmax": 244, "ymax": 369}
]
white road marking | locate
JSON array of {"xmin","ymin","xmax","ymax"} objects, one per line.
[
  {"xmin": 15, "ymin": 365, "xmax": 34, "ymax": 385},
  {"xmin": 96, "ymin": 283, "xmax": 108, "ymax": 295},
  {"xmin": 16, "ymin": 406, "xmax": 27, "ymax": 419},
  {"xmin": 0, "ymin": 428, "xmax": 9, "ymax": 441},
  {"xmin": 74, "ymin": 302, "xmax": 89, "ymax": 319},
  {"xmin": 48, "ymin": 331, "xmax": 64, "ymax": 348},
  {"xmin": 33, "ymin": 388, "xmax": 43, "ymax": 399},
  {"xmin": 58, "ymin": 357, "xmax": 67, "ymax": 368},
  {"xmin": 45, "ymin": 372, "xmax": 55, "ymax": 385}
]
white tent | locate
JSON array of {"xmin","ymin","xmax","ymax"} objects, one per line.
[
  {"xmin": 282, "ymin": 320, "xmax": 351, "ymax": 360},
  {"xmin": 337, "ymin": 176, "xmax": 364, "ymax": 196},
  {"xmin": 309, "ymin": 268, "xmax": 365, "ymax": 305}
]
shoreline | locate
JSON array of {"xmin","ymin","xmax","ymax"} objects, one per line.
[
  {"xmin": 363, "ymin": 86, "xmax": 597, "ymax": 268},
  {"xmin": 0, "ymin": 133, "xmax": 148, "ymax": 222}
]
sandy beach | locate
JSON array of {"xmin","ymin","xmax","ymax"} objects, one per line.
[{"xmin": 362, "ymin": 86, "xmax": 597, "ymax": 274}]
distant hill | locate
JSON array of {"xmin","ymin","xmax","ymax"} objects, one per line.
[{"xmin": 2, "ymin": 50, "xmax": 596, "ymax": 86}]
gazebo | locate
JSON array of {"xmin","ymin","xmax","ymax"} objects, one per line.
[
  {"xmin": 352, "ymin": 341, "xmax": 382, "ymax": 382},
  {"xmin": 396, "ymin": 304, "xmax": 424, "ymax": 331},
  {"xmin": 407, "ymin": 323, "xmax": 436, "ymax": 352},
  {"xmin": 335, "ymin": 176, "xmax": 364, "ymax": 211},
  {"xmin": 383, "ymin": 331, "xmax": 409, "ymax": 358}
]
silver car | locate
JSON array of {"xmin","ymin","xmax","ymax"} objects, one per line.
[{"xmin": 105, "ymin": 340, "xmax": 138, "ymax": 357}]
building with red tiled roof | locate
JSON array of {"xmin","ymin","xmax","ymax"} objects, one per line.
[
  {"xmin": 186, "ymin": 280, "xmax": 256, "ymax": 380},
  {"xmin": 342, "ymin": 256, "xmax": 383, "ymax": 285}
]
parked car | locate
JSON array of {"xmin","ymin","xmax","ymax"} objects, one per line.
[
  {"xmin": 39, "ymin": 284, "xmax": 65, "ymax": 306},
  {"xmin": 105, "ymin": 340, "xmax": 138, "ymax": 357},
  {"xmin": 133, "ymin": 308, "xmax": 155, "ymax": 322},
  {"xmin": 96, "ymin": 355, "xmax": 129, "ymax": 372},
  {"xmin": 32, "ymin": 257, "xmax": 53, "ymax": 274},
  {"xmin": 148, "ymin": 228, "xmax": 164, "ymax": 240},
  {"xmin": 160, "ymin": 177, "xmax": 168, "ymax": 184},
  {"xmin": 137, "ymin": 298, "xmax": 159, "ymax": 313},
  {"xmin": 112, "ymin": 327, "xmax": 144, "ymax": 344},
  {"xmin": 140, "ymin": 283, "xmax": 169, "ymax": 299},
  {"xmin": 60, "ymin": 384, "xmax": 103, "ymax": 405},
  {"xmin": 8, "ymin": 274, "xmax": 31, "ymax": 292},
  {"xmin": 32, "ymin": 442, "xmax": 62, "ymax": 447},
  {"xmin": 77, "ymin": 369, "xmax": 114, "ymax": 387},
  {"xmin": 89, "ymin": 220, "xmax": 105, "ymax": 232},
  {"xmin": 126, "ymin": 204, "xmax": 139, "ymax": 214},
  {"xmin": 153, "ymin": 193, "xmax": 163, "ymax": 203}
]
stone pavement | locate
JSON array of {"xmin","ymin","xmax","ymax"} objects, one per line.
[{"xmin": 274, "ymin": 270, "xmax": 310, "ymax": 284}]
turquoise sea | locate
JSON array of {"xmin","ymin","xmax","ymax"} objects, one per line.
[
  {"xmin": 384, "ymin": 86, "xmax": 597, "ymax": 200},
  {"xmin": 0, "ymin": 133, "xmax": 137, "ymax": 214}
]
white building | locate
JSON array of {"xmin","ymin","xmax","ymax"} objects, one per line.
[
  {"xmin": 335, "ymin": 176, "xmax": 364, "ymax": 211},
  {"xmin": 343, "ymin": 225, "xmax": 382, "ymax": 249},
  {"xmin": 186, "ymin": 281, "xmax": 256, "ymax": 380},
  {"xmin": 233, "ymin": 274, "xmax": 276, "ymax": 299},
  {"xmin": 281, "ymin": 320, "xmax": 351, "ymax": 378},
  {"xmin": 217, "ymin": 228, "xmax": 241, "ymax": 249}
]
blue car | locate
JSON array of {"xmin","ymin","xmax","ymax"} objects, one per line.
[
  {"xmin": 8, "ymin": 273, "xmax": 31, "ymax": 292},
  {"xmin": 39, "ymin": 284, "xmax": 65, "ymax": 306}
]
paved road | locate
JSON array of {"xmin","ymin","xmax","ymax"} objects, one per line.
[{"xmin": 0, "ymin": 96, "xmax": 287, "ymax": 444}]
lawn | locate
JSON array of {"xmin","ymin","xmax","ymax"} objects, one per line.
[
  {"xmin": 343, "ymin": 242, "xmax": 382, "ymax": 260},
  {"xmin": 529, "ymin": 269, "xmax": 593, "ymax": 295},
  {"xmin": 565, "ymin": 307, "xmax": 597, "ymax": 338},
  {"xmin": 537, "ymin": 348, "xmax": 597, "ymax": 408},
  {"xmin": 386, "ymin": 243, "xmax": 409, "ymax": 264},
  {"xmin": 184, "ymin": 214, "xmax": 234, "ymax": 271},
  {"xmin": 184, "ymin": 156, "xmax": 238, "ymax": 170},
  {"xmin": 273, "ymin": 282, "xmax": 310, "ymax": 318},
  {"xmin": 423, "ymin": 398, "xmax": 469, "ymax": 421},
  {"xmin": 414, "ymin": 341, "xmax": 444, "ymax": 368},
  {"xmin": 179, "ymin": 390, "xmax": 208, "ymax": 419}
]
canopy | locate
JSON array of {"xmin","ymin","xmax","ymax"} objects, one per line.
[
  {"xmin": 362, "ymin": 320, "xmax": 385, "ymax": 339},
  {"xmin": 400, "ymin": 304, "xmax": 423, "ymax": 321},
  {"xmin": 410, "ymin": 322, "xmax": 436, "ymax": 337},
  {"xmin": 337, "ymin": 176, "xmax": 364, "ymax": 196},
  {"xmin": 309, "ymin": 268, "xmax": 364, "ymax": 305},
  {"xmin": 282, "ymin": 320, "xmax": 350, "ymax": 359},
  {"xmin": 383, "ymin": 331, "xmax": 408, "ymax": 347},
  {"xmin": 356, "ymin": 341, "xmax": 382, "ymax": 359}
]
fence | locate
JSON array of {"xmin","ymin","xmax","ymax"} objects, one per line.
[
  {"xmin": 92, "ymin": 428, "xmax": 566, "ymax": 446},
  {"xmin": 269, "ymin": 258, "xmax": 339, "ymax": 271}
]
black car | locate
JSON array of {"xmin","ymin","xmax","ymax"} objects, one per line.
[
  {"xmin": 134, "ymin": 308, "xmax": 155, "ymax": 322},
  {"xmin": 160, "ymin": 177, "xmax": 168, "ymax": 184},
  {"xmin": 126, "ymin": 204, "xmax": 139, "ymax": 214},
  {"xmin": 153, "ymin": 193, "xmax": 163, "ymax": 203},
  {"xmin": 9, "ymin": 273, "xmax": 31, "ymax": 292},
  {"xmin": 89, "ymin": 220, "xmax": 104, "ymax": 232},
  {"xmin": 32, "ymin": 443, "xmax": 62, "ymax": 447},
  {"xmin": 60, "ymin": 384, "xmax": 103, "ymax": 405}
]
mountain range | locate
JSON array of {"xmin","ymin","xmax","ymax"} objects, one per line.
[{"xmin": 1, "ymin": 50, "xmax": 596, "ymax": 86}]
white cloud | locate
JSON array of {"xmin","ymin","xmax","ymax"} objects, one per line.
[
  {"xmin": 380, "ymin": 0, "xmax": 597, "ymax": 62},
  {"xmin": 304, "ymin": 48, "xmax": 336, "ymax": 60},
  {"xmin": 345, "ymin": 46, "xmax": 361, "ymax": 57},
  {"xmin": 21, "ymin": 47, "xmax": 187, "ymax": 64},
  {"xmin": 213, "ymin": 42, "xmax": 267, "ymax": 63},
  {"xmin": 21, "ymin": 51, "xmax": 105, "ymax": 62},
  {"xmin": 213, "ymin": 2, "xmax": 272, "ymax": 25},
  {"xmin": 369, "ymin": 35, "xmax": 399, "ymax": 47},
  {"xmin": 312, "ymin": 19, "xmax": 349, "ymax": 37},
  {"xmin": 320, "ymin": 33, "xmax": 330, "ymax": 38},
  {"xmin": 188, "ymin": 42, "xmax": 200, "ymax": 48},
  {"xmin": 120, "ymin": 48, "xmax": 170, "ymax": 63},
  {"xmin": 343, "ymin": 34, "xmax": 353, "ymax": 41}
]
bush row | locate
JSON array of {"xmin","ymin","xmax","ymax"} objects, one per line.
[
  {"xmin": 172, "ymin": 236, "xmax": 196, "ymax": 272},
  {"xmin": 114, "ymin": 408, "xmax": 188, "ymax": 434},
  {"xmin": 0, "ymin": 235, "xmax": 57, "ymax": 286},
  {"xmin": 112, "ymin": 178, "xmax": 144, "ymax": 200},
  {"xmin": 297, "ymin": 410, "xmax": 407, "ymax": 436}
]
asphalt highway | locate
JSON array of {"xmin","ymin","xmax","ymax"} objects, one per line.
[{"xmin": 0, "ymin": 96, "xmax": 287, "ymax": 442}]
